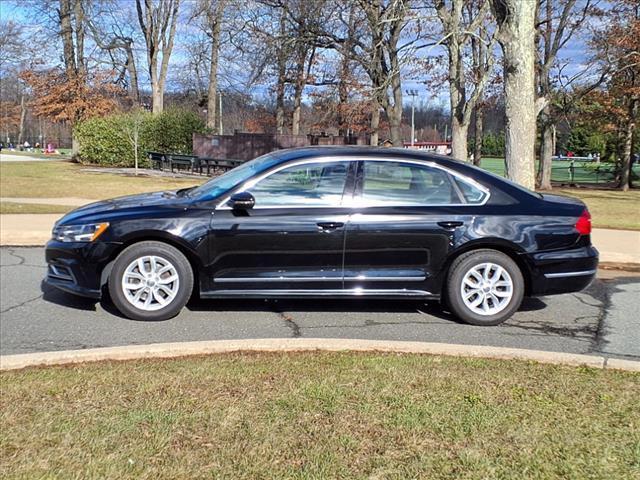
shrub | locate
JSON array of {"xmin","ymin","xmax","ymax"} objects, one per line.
[
  {"xmin": 143, "ymin": 109, "xmax": 206, "ymax": 154},
  {"xmin": 75, "ymin": 109, "xmax": 206, "ymax": 167}
]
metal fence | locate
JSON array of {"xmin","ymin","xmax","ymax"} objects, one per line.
[{"xmin": 550, "ymin": 160, "xmax": 639, "ymax": 186}]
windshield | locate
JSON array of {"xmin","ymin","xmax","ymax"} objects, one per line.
[{"xmin": 188, "ymin": 152, "xmax": 283, "ymax": 200}]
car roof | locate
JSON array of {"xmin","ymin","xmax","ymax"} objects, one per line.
[{"xmin": 273, "ymin": 145, "xmax": 454, "ymax": 165}]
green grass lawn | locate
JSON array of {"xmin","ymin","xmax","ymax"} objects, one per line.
[
  {"xmin": 556, "ymin": 188, "xmax": 640, "ymax": 230},
  {"xmin": 1, "ymin": 352, "xmax": 638, "ymax": 479},
  {"xmin": 0, "ymin": 161, "xmax": 203, "ymax": 200}
]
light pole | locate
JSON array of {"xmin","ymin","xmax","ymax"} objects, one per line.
[{"xmin": 406, "ymin": 89, "xmax": 418, "ymax": 147}]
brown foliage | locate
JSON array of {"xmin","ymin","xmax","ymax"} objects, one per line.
[
  {"xmin": 0, "ymin": 101, "xmax": 21, "ymax": 131},
  {"xmin": 19, "ymin": 68, "xmax": 122, "ymax": 125}
]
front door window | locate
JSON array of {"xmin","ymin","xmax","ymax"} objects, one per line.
[{"xmin": 247, "ymin": 161, "xmax": 349, "ymax": 207}]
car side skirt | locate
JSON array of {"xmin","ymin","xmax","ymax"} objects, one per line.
[{"xmin": 200, "ymin": 288, "xmax": 439, "ymax": 300}]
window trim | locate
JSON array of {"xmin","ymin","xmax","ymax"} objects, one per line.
[{"xmin": 215, "ymin": 156, "xmax": 490, "ymax": 210}]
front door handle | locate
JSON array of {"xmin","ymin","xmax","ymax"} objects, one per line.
[
  {"xmin": 317, "ymin": 222, "xmax": 344, "ymax": 231},
  {"xmin": 438, "ymin": 221, "xmax": 464, "ymax": 229}
]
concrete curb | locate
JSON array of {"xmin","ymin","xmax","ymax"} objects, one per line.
[{"xmin": 2, "ymin": 338, "xmax": 639, "ymax": 372}]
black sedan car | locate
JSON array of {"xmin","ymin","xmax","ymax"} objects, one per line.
[{"xmin": 45, "ymin": 147, "xmax": 598, "ymax": 325}]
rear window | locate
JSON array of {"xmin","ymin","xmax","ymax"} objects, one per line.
[{"xmin": 454, "ymin": 177, "xmax": 488, "ymax": 204}]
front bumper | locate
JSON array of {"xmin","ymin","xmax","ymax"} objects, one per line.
[
  {"xmin": 525, "ymin": 245, "xmax": 599, "ymax": 296},
  {"xmin": 44, "ymin": 240, "xmax": 121, "ymax": 299}
]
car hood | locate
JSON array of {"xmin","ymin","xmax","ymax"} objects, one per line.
[{"xmin": 56, "ymin": 190, "xmax": 191, "ymax": 225}]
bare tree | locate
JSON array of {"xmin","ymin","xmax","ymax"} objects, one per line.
[
  {"xmin": 136, "ymin": 0, "xmax": 181, "ymax": 114},
  {"xmin": 435, "ymin": 0, "xmax": 495, "ymax": 161},
  {"xmin": 58, "ymin": 0, "xmax": 89, "ymax": 152},
  {"xmin": 491, "ymin": 0, "xmax": 537, "ymax": 189},
  {"xmin": 122, "ymin": 108, "xmax": 148, "ymax": 175},
  {"xmin": 86, "ymin": 2, "xmax": 142, "ymax": 103},
  {"xmin": 536, "ymin": 0, "xmax": 594, "ymax": 190},
  {"xmin": 360, "ymin": 0, "xmax": 412, "ymax": 146},
  {"xmin": 190, "ymin": 0, "xmax": 228, "ymax": 131}
]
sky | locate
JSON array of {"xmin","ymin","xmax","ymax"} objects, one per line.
[{"xmin": 0, "ymin": 0, "xmax": 594, "ymax": 110}]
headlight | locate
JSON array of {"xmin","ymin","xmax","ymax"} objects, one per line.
[{"xmin": 52, "ymin": 222, "xmax": 109, "ymax": 242}]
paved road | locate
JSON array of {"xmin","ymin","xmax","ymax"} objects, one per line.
[{"xmin": 1, "ymin": 247, "xmax": 638, "ymax": 360}]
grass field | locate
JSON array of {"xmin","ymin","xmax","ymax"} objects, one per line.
[
  {"xmin": 0, "ymin": 160, "xmax": 637, "ymax": 229},
  {"xmin": 1, "ymin": 352, "xmax": 638, "ymax": 479},
  {"xmin": 557, "ymin": 188, "xmax": 640, "ymax": 230},
  {"xmin": 479, "ymin": 157, "xmax": 640, "ymax": 184},
  {"xmin": 0, "ymin": 161, "xmax": 202, "ymax": 200}
]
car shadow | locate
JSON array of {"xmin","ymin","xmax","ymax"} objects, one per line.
[
  {"xmin": 41, "ymin": 281, "xmax": 99, "ymax": 312},
  {"xmin": 40, "ymin": 281, "xmax": 549, "ymax": 323}
]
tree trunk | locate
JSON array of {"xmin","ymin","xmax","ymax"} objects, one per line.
[
  {"xmin": 538, "ymin": 116, "xmax": 554, "ymax": 190},
  {"xmin": 292, "ymin": 54, "xmax": 305, "ymax": 136},
  {"xmin": 73, "ymin": 0, "xmax": 86, "ymax": 77},
  {"xmin": 151, "ymin": 78, "xmax": 163, "ymax": 114},
  {"xmin": 493, "ymin": 0, "xmax": 537, "ymax": 190},
  {"xmin": 370, "ymin": 99, "xmax": 380, "ymax": 146},
  {"xmin": 473, "ymin": 106, "xmax": 483, "ymax": 166},
  {"xmin": 206, "ymin": 0, "xmax": 225, "ymax": 131},
  {"xmin": 58, "ymin": 0, "xmax": 77, "ymax": 79},
  {"xmin": 292, "ymin": 98, "xmax": 301, "ymax": 135},
  {"xmin": 388, "ymin": 67, "xmax": 403, "ymax": 147},
  {"xmin": 125, "ymin": 44, "xmax": 140, "ymax": 102},
  {"xmin": 450, "ymin": 116, "xmax": 468, "ymax": 160},
  {"xmin": 337, "ymin": 76, "xmax": 348, "ymax": 136},
  {"xmin": 619, "ymin": 98, "xmax": 637, "ymax": 191},
  {"xmin": 17, "ymin": 93, "xmax": 26, "ymax": 145},
  {"xmin": 389, "ymin": 118, "xmax": 402, "ymax": 146},
  {"xmin": 207, "ymin": 39, "xmax": 220, "ymax": 131},
  {"xmin": 72, "ymin": 133, "xmax": 80, "ymax": 156},
  {"xmin": 275, "ymin": 67, "xmax": 285, "ymax": 134}
]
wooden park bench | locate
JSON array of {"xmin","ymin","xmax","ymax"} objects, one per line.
[
  {"xmin": 147, "ymin": 151, "xmax": 167, "ymax": 170},
  {"xmin": 167, "ymin": 154, "xmax": 199, "ymax": 173},
  {"xmin": 198, "ymin": 157, "xmax": 243, "ymax": 175}
]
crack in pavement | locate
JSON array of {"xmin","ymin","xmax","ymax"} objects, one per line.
[
  {"xmin": 0, "ymin": 293, "xmax": 45, "ymax": 314},
  {"xmin": 272, "ymin": 308, "xmax": 301, "ymax": 338},
  {"xmin": 2, "ymin": 248, "xmax": 46, "ymax": 269},
  {"xmin": 5, "ymin": 247, "xmax": 26, "ymax": 265}
]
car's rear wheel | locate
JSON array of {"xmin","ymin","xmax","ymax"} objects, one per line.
[
  {"xmin": 108, "ymin": 241, "xmax": 193, "ymax": 321},
  {"xmin": 446, "ymin": 249, "xmax": 524, "ymax": 326}
]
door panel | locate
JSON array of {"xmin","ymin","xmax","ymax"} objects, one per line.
[
  {"xmin": 207, "ymin": 209, "xmax": 348, "ymax": 291},
  {"xmin": 342, "ymin": 160, "xmax": 472, "ymax": 294},
  {"xmin": 204, "ymin": 160, "xmax": 355, "ymax": 292},
  {"xmin": 343, "ymin": 209, "xmax": 460, "ymax": 294}
]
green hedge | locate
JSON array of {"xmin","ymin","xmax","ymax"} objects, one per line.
[{"xmin": 75, "ymin": 109, "xmax": 206, "ymax": 167}]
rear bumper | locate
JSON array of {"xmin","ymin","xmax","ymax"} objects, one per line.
[{"xmin": 525, "ymin": 245, "xmax": 599, "ymax": 296}]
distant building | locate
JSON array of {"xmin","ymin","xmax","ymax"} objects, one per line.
[{"xmin": 403, "ymin": 141, "xmax": 451, "ymax": 155}]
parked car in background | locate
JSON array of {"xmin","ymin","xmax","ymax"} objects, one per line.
[{"xmin": 45, "ymin": 146, "xmax": 598, "ymax": 325}]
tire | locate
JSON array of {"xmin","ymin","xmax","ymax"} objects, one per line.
[
  {"xmin": 108, "ymin": 241, "xmax": 194, "ymax": 321},
  {"xmin": 445, "ymin": 249, "xmax": 524, "ymax": 326}
]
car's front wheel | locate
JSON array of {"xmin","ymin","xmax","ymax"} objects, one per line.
[
  {"xmin": 446, "ymin": 249, "xmax": 524, "ymax": 326},
  {"xmin": 108, "ymin": 241, "xmax": 193, "ymax": 321}
]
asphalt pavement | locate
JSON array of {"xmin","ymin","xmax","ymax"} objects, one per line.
[{"xmin": 1, "ymin": 247, "xmax": 638, "ymax": 360}]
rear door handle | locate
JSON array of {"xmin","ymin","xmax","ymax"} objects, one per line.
[
  {"xmin": 317, "ymin": 222, "xmax": 344, "ymax": 231},
  {"xmin": 438, "ymin": 221, "xmax": 464, "ymax": 229}
]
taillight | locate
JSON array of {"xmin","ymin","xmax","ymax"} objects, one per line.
[{"xmin": 575, "ymin": 209, "xmax": 591, "ymax": 235}]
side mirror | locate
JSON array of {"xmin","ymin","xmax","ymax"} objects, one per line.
[{"xmin": 228, "ymin": 191, "xmax": 255, "ymax": 210}]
